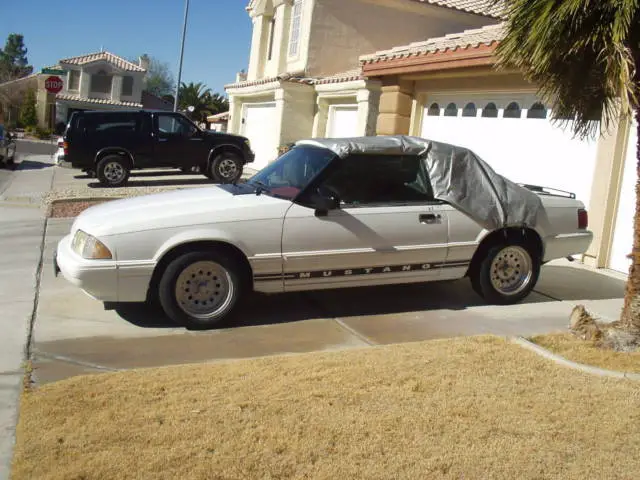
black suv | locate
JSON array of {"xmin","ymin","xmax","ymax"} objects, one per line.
[{"xmin": 61, "ymin": 110, "xmax": 255, "ymax": 187}]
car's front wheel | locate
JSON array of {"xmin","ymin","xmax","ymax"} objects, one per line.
[
  {"xmin": 97, "ymin": 155, "xmax": 130, "ymax": 187},
  {"xmin": 209, "ymin": 153, "xmax": 243, "ymax": 183},
  {"xmin": 471, "ymin": 243, "xmax": 540, "ymax": 305},
  {"xmin": 158, "ymin": 250, "xmax": 244, "ymax": 329}
]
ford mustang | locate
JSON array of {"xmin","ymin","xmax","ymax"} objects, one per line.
[{"xmin": 54, "ymin": 135, "xmax": 593, "ymax": 329}]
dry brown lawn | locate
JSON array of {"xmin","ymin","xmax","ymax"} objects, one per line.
[
  {"xmin": 12, "ymin": 336, "xmax": 640, "ymax": 480},
  {"xmin": 531, "ymin": 332, "xmax": 640, "ymax": 373}
]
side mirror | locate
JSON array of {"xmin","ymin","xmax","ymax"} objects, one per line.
[{"xmin": 312, "ymin": 192, "xmax": 340, "ymax": 217}]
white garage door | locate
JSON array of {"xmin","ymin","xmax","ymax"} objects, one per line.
[
  {"xmin": 327, "ymin": 105, "xmax": 359, "ymax": 138},
  {"xmin": 420, "ymin": 93, "xmax": 600, "ymax": 209},
  {"xmin": 241, "ymin": 103, "xmax": 278, "ymax": 171},
  {"xmin": 608, "ymin": 118, "xmax": 637, "ymax": 274}
]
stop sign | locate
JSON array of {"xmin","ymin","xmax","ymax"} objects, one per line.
[{"xmin": 44, "ymin": 75, "xmax": 63, "ymax": 94}]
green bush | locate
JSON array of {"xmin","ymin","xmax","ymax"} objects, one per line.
[
  {"xmin": 19, "ymin": 89, "xmax": 37, "ymax": 128},
  {"xmin": 34, "ymin": 126, "xmax": 51, "ymax": 139}
]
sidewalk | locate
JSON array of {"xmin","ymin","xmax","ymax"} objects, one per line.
[{"xmin": 0, "ymin": 154, "xmax": 54, "ymax": 480}]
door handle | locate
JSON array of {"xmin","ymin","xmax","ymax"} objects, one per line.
[
  {"xmin": 419, "ymin": 213, "xmax": 442, "ymax": 224},
  {"xmin": 158, "ymin": 138, "xmax": 168, "ymax": 142}
]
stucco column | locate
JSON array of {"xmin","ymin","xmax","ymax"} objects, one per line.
[
  {"xmin": 357, "ymin": 83, "xmax": 381, "ymax": 136},
  {"xmin": 79, "ymin": 70, "xmax": 90, "ymax": 98},
  {"xmin": 312, "ymin": 97, "xmax": 329, "ymax": 137},
  {"xmin": 111, "ymin": 75, "xmax": 123, "ymax": 103},
  {"xmin": 276, "ymin": 83, "xmax": 315, "ymax": 149},
  {"xmin": 376, "ymin": 77, "xmax": 414, "ymax": 135},
  {"xmin": 247, "ymin": 15, "xmax": 268, "ymax": 81},
  {"xmin": 583, "ymin": 114, "xmax": 632, "ymax": 268},
  {"xmin": 273, "ymin": 1, "xmax": 292, "ymax": 74},
  {"xmin": 227, "ymin": 96, "xmax": 243, "ymax": 135}
]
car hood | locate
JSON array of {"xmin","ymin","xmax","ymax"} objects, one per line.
[{"xmin": 73, "ymin": 185, "xmax": 290, "ymax": 236}]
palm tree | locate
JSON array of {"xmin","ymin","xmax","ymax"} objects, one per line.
[
  {"xmin": 496, "ymin": 0, "xmax": 640, "ymax": 345},
  {"xmin": 178, "ymin": 81, "xmax": 212, "ymax": 123}
]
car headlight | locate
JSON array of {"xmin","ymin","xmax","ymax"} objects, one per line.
[{"xmin": 72, "ymin": 230, "xmax": 112, "ymax": 259}]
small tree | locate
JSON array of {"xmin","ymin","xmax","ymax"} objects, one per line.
[
  {"xmin": 19, "ymin": 88, "xmax": 36, "ymax": 127},
  {"xmin": 0, "ymin": 34, "xmax": 33, "ymax": 79}
]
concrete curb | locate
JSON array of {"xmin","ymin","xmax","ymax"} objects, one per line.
[{"xmin": 510, "ymin": 336, "xmax": 640, "ymax": 381}]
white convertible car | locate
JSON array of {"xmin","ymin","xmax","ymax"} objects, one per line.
[{"xmin": 54, "ymin": 136, "xmax": 593, "ymax": 329}]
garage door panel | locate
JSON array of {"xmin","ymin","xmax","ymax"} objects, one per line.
[
  {"xmin": 242, "ymin": 103, "xmax": 278, "ymax": 171},
  {"xmin": 420, "ymin": 98, "xmax": 599, "ymax": 210},
  {"xmin": 328, "ymin": 106, "xmax": 358, "ymax": 138}
]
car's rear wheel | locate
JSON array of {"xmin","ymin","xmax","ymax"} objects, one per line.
[
  {"xmin": 471, "ymin": 243, "xmax": 540, "ymax": 304},
  {"xmin": 97, "ymin": 155, "xmax": 130, "ymax": 187},
  {"xmin": 209, "ymin": 153, "xmax": 242, "ymax": 183},
  {"xmin": 158, "ymin": 251, "xmax": 244, "ymax": 329}
]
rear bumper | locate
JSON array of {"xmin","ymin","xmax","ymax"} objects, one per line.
[{"xmin": 543, "ymin": 231, "xmax": 594, "ymax": 262}]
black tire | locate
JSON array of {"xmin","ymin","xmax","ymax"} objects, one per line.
[
  {"xmin": 209, "ymin": 153, "xmax": 243, "ymax": 183},
  {"xmin": 471, "ymin": 242, "xmax": 540, "ymax": 305},
  {"xmin": 158, "ymin": 250, "xmax": 244, "ymax": 329},
  {"xmin": 96, "ymin": 155, "xmax": 130, "ymax": 187}
]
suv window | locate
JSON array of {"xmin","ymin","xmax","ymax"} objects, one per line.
[
  {"xmin": 318, "ymin": 154, "xmax": 434, "ymax": 207},
  {"xmin": 83, "ymin": 113, "xmax": 139, "ymax": 135},
  {"xmin": 157, "ymin": 114, "xmax": 196, "ymax": 136}
]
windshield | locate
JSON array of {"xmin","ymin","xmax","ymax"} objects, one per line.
[{"xmin": 247, "ymin": 145, "xmax": 336, "ymax": 200}]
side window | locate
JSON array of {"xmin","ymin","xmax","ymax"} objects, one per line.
[
  {"xmin": 93, "ymin": 114, "xmax": 138, "ymax": 133},
  {"xmin": 157, "ymin": 115, "xmax": 196, "ymax": 136},
  {"xmin": 319, "ymin": 154, "xmax": 434, "ymax": 206}
]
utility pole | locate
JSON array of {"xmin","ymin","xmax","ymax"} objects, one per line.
[{"xmin": 173, "ymin": 0, "xmax": 190, "ymax": 112}]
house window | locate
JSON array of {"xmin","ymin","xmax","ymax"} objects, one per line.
[
  {"xmin": 444, "ymin": 103, "xmax": 458, "ymax": 117},
  {"xmin": 288, "ymin": 0, "xmax": 303, "ymax": 57},
  {"xmin": 482, "ymin": 102, "xmax": 498, "ymax": 118},
  {"xmin": 504, "ymin": 102, "xmax": 522, "ymax": 119},
  {"xmin": 68, "ymin": 70, "xmax": 80, "ymax": 91},
  {"xmin": 122, "ymin": 76, "xmax": 134, "ymax": 96},
  {"xmin": 527, "ymin": 102, "xmax": 548, "ymax": 119},
  {"xmin": 427, "ymin": 103, "xmax": 440, "ymax": 116},
  {"xmin": 267, "ymin": 17, "xmax": 276, "ymax": 61},
  {"xmin": 462, "ymin": 102, "xmax": 477, "ymax": 117},
  {"xmin": 90, "ymin": 69, "xmax": 112, "ymax": 94}
]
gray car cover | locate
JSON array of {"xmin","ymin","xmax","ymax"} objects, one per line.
[{"xmin": 296, "ymin": 135, "xmax": 544, "ymax": 231}]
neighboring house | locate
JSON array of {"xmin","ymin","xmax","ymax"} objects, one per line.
[
  {"xmin": 0, "ymin": 51, "xmax": 171, "ymax": 131},
  {"xmin": 225, "ymin": 0, "xmax": 502, "ymax": 170},
  {"xmin": 54, "ymin": 51, "xmax": 148, "ymax": 126},
  {"xmin": 359, "ymin": 21, "xmax": 635, "ymax": 276},
  {"xmin": 206, "ymin": 111, "xmax": 229, "ymax": 132}
]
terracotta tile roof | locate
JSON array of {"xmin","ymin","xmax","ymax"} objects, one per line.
[
  {"xmin": 314, "ymin": 69, "xmax": 364, "ymax": 85},
  {"xmin": 59, "ymin": 51, "xmax": 145, "ymax": 72},
  {"xmin": 56, "ymin": 93, "xmax": 143, "ymax": 108},
  {"xmin": 414, "ymin": 0, "xmax": 505, "ymax": 19},
  {"xmin": 225, "ymin": 71, "xmax": 313, "ymax": 89},
  {"xmin": 360, "ymin": 22, "xmax": 504, "ymax": 63}
]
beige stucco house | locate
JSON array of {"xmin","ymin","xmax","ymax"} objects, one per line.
[
  {"xmin": 359, "ymin": 21, "xmax": 637, "ymax": 277},
  {"xmin": 225, "ymin": 0, "xmax": 503, "ymax": 170}
]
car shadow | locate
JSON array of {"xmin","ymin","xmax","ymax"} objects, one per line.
[
  {"xmin": 16, "ymin": 159, "xmax": 53, "ymax": 170},
  {"xmin": 110, "ymin": 264, "xmax": 625, "ymax": 331}
]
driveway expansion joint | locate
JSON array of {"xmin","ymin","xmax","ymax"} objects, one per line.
[
  {"xmin": 333, "ymin": 318, "xmax": 377, "ymax": 346},
  {"xmin": 33, "ymin": 351, "xmax": 123, "ymax": 373},
  {"xmin": 510, "ymin": 336, "xmax": 640, "ymax": 381}
]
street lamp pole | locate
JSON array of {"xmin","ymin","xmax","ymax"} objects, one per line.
[{"xmin": 173, "ymin": 0, "xmax": 190, "ymax": 112}]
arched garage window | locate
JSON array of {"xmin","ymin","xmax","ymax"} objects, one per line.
[
  {"xmin": 427, "ymin": 103, "xmax": 440, "ymax": 116},
  {"xmin": 481, "ymin": 102, "xmax": 498, "ymax": 118},
  {"xmin": 527, "ymin": 102, "xmax": 548, "ymax": 119},
  {"xmin": 444, "ymin": 103, "xmax": 458, "ymax": 116},
  {"xmin": 504, "ymin": 102, "xmax": 522, "ymax": 119},
  {"xmin": 462, "ymin": 102, "xmax": 477, "ymax": 117}
]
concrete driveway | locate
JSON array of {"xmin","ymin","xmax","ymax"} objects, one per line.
[{"xmin": 32, "ymin": 216, "xmax": 627, "ymax": 385}]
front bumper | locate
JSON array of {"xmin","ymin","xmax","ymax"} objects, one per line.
[{"xmin": 55, "ymin": 234, "xmax": 119, "ymax": 302}]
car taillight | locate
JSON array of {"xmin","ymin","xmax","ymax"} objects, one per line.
[
  {"xmin": 578, "ymin": 208, "xmax": 588, "ymax": 229},
  {"xmin": 63, "ymin": 141, "xmax": 69, "ymax": 155}
]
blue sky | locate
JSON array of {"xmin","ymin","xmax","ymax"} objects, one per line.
[{"xmin": 0, "ymin": 0, "xmax": 253, "ymax": 95}]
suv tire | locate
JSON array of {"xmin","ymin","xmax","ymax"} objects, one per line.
[
  {"xmin": 158, "ymin": 250, "xmax": 244, "ymax": 329},
  {"xmin": 209, "ymin": 153, "xmax": 243, "ymax": 183},
  {"xmin": 97, "ymin": 155, "xmax": 130, "ymax": 187},
  {"xmin": 471, "ymin": 242, "xmax": 540, "ymax": 305}
]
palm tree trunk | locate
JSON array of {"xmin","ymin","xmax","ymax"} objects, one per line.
[{"xmin": 619, "ymin": 107, "xmax": 640, "ymax": 332}]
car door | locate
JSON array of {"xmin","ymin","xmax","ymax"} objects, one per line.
[
  {"xmin": 281, "ymin": 153, "xmax": 451, "ymax": 291},
  {"xmin": 153, "ymin": 113, "xmax": 203, "ymax": 168}
]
